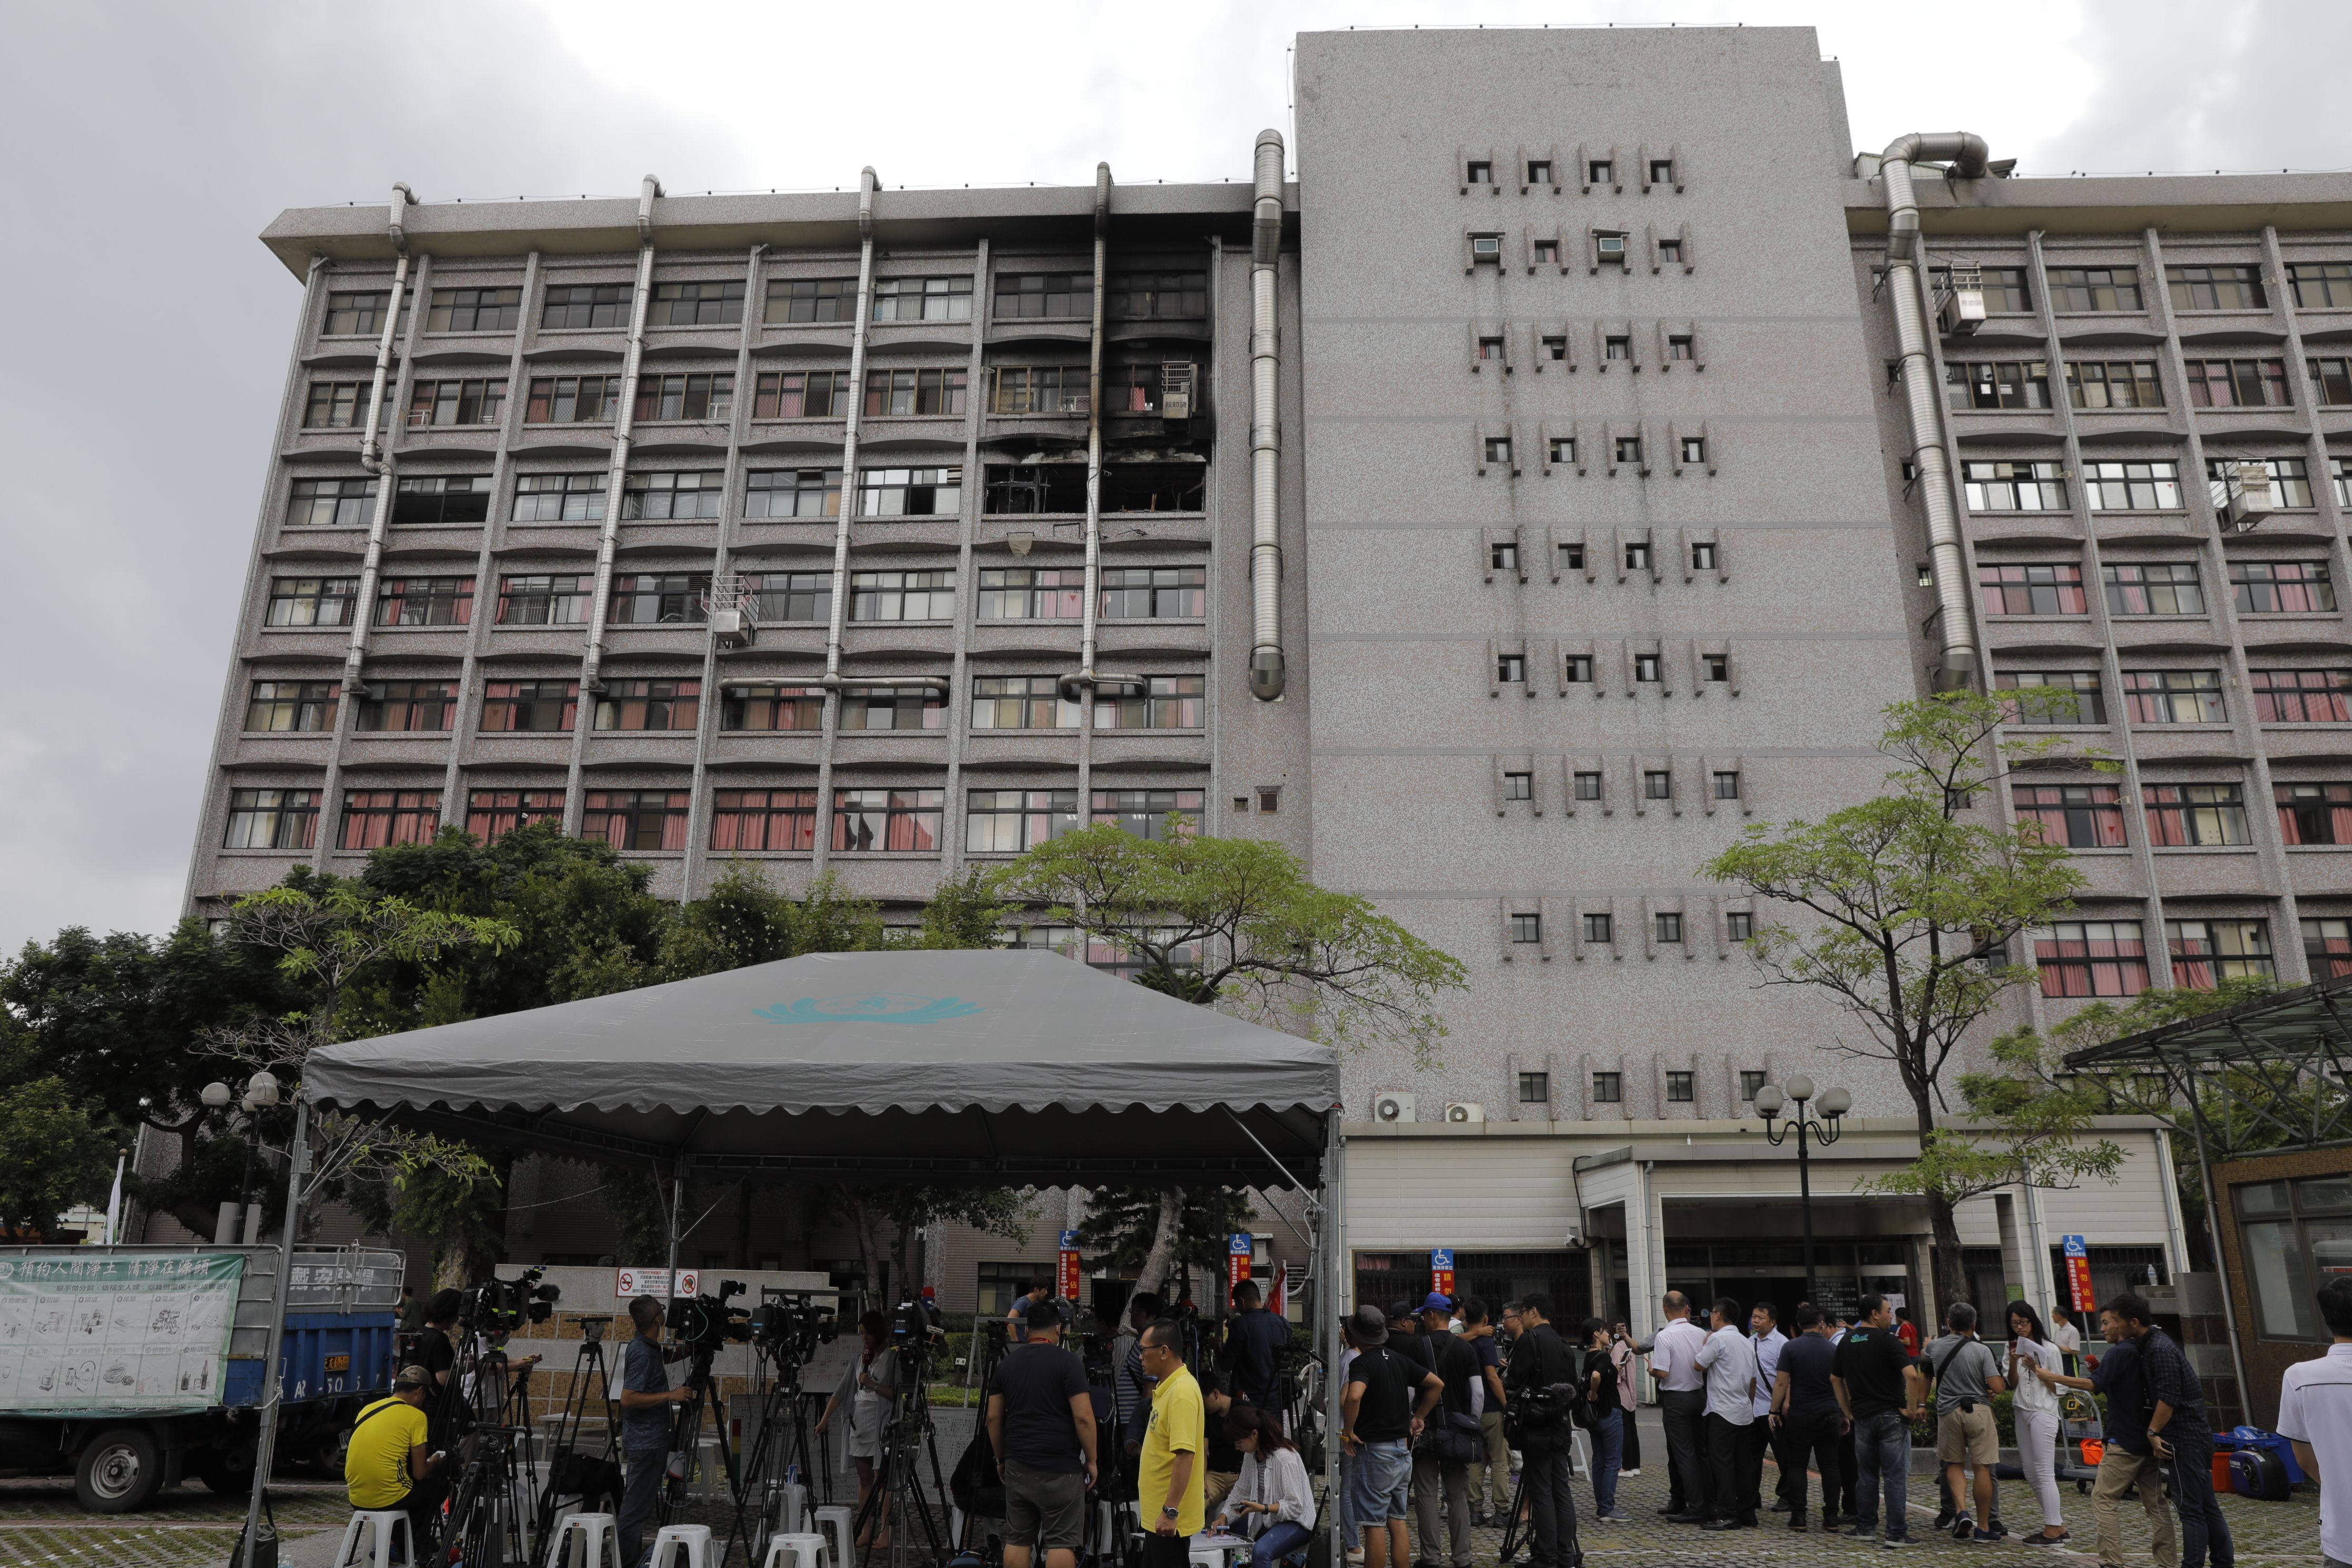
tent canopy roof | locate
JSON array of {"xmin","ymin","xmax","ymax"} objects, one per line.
[{"xmin": 302, "ymin": 949, "xmax": 1339, "ymax": 1185}]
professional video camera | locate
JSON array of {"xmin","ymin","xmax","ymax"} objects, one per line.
[
  {"xmin": 887, "ymin": 1294, "xmax": 943, "ymax": 1379},
  {"xmin": 749, "ymin": 1290, "xmax": 837, "ymax": 1364},
  {"xmin": 667, "ymin": 1278, "xmax": 751, "ymax": 1358},
  {"xmin": 462, "ymin": 1265, "xmax": 561, "ymax": 1333}
]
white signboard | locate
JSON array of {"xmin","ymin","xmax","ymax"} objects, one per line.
[
  {"xmin": 0, "ymin": 1252, "xmax": 243, "ymax": 1411},
  {"xmin": 615, "ymin": 1268, "xmax": 698, "ymax": 1300}
]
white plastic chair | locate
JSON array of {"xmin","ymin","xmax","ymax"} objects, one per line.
[
  {"xmin": 332, "ymin": 1511, "xmax": 415, "ymax": 1568},
  {"xmin": 651, "ymin": 1522, "xmax": 714, "ymax": 1568},
  {"xmin": 772, "ymin": 1479, "xmax": 811, "ymax": 1538},
  {"xmin": 814, "ymin": 1503, "xmax": 856, "ymax": 1568},
  {"xmin": 763, "ymin": 1531, "xmax": 829, "ymax": 1568},
  {"xmin": 543, "ymin": 1510, "xmax": 624, "ymax": 1568}
]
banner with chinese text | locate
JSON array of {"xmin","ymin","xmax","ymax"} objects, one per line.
[{"xmin": 0, "ymin": 1252, "xmax": 244, "ymax": 1411}]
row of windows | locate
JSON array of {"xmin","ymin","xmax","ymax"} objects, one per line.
[
  {"xmin": 1492, "ymin": 538, "xmax": 1720, "ymax": 575},
  {"xmin": 1502, "ymin": 651, "xmax": 1734, "ymax": 687},
  {"xmin": 325, "ymin": 272, "xmax": 1207, "ymax": 338},
  {"xmin": 222, "ymin": 784, "xmax": 1206, "ymax": 855},
  {"xmin": 261, "ymin": 565, "xmax": 1203, "ymax": 631},
  {"xmin": 1505, "ymin": 905, "xmax": 1738, "ymax": 956},
  {"xmin": 1483, "ymin": 434, "xmax": 1707, "ymax": 468},
  {"xmin": 239, "ymin": 674, "xmax": 1208, "ymax": 735},
  {"xmin": 1502, "ymin": 767, "xmax": 1740, "ymax": 805},
  {"xmin": 1978, "ymin": 558, "xmax": 2336, "ymax": 618},
  {"xmin": 2037, "ymin": 916, "xmax": 2352, "ymax": 997},
  {"xmin": 1960, "ymin": 456, "xmax": 2352, "ymax": 513},
  {"xmin": 306, "ymin": 374, "xmax": 734, "ymax": 429},
  {"xmin": 1466, "ymin": 228, "xmax": 1684, "ymax": 268},
  {"xmin": 1465, "ymin": 154, "xmax": 1680, "ymax": 189},
  {"xmin": 2015, "ymin": 781, "xmax": 2352, "ymax": 849},
  {"xmin": 285, "ymin": 462, "xmax": 1204, "ymax": 525},
  {"xmin": 1996, "ymin": 668, "xmax": 2352, "ymax": 726},
  {"xmin": 1936, "ymin": 261, "xmax": 2352, "ymax": 318},
  {"xmin": 1943, "ymin": 357, "xmax": 2352, "ymax": 413}
]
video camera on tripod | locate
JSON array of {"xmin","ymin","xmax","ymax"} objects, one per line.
[
  {"xmin": 667, "ymin": 1278, "xmax": 752, "ymax": 1361},
  {"xmin": 750, "ymin": 1290, "xmax": 837, "ymax": 1366},
  {"xmin": 887, "ymin": 1294, "xmax": 943, "ymax": 1381},
  {"xmin": 462, "ymin": 1263, "xmax": 562, "ymax": 1332}
]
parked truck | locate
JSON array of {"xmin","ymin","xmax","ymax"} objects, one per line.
[{"xmin": 0, "ymin": 1243, "xmax": 402, "ymax": 1511}]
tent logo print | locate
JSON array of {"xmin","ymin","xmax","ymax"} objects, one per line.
[{"xmin": 753, "ymin": 992, "xmax": 986, "ymax": 1026}]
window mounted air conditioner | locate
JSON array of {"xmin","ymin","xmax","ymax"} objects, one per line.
[
  {"xmin": 1160, "ymin": 361, "xmax": 1196, "ymax": 422},
  {"xmin": 1937, "ymin": 265, "xmax": 1987, "ymax": 336},
  {"xmin": 2226, "ymin": 463, "xmax": 2274, "ymax": 529},
  {"xmin": 710, "ymin": 606, "xmax": 754, "ymax": 649},
  {"xmin": 1595, "ymin": 233, "xmax": 1627, "ymax": 263},
  {"xmin": 1444, "ymin": 1102, "xmax": 1486, "ymax": 1124},
  {"xmin": 1371, "ymin": 1092, "xmax": 1416, "ymax": 1124}
]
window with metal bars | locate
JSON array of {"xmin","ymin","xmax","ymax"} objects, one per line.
[
  {"xmin": 720, "ymin": 684, "xmax": 826, "ymax": 732},
  {"xmin": 742, "ymin": 573, "xmax": 830, "ymax": 623},
  {"xmin": 478, "ymin": 680, "xmax": 579, "ymax": 732},
  {"xmin": 373, "ymin": 576, "xmax": 474, "ymax": 628},
  {"xmin": 355, "ymin": 681, "xmax": 457, "ymax": 733},
  {"xmin": 593, "ymin": 679, "xmax": 701, "ymax": 731},
  {"xmin": 495, "ymin": 575, "xmax": 591, "ymax": 625},
  {"xmin": 609, "ymin": 574, "xmax": 710, "ymax": 625}
]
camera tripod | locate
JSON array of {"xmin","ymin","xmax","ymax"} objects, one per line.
[
  {"xmin": 855, "ymin": 1344, "xmax": 950, "ymax": 1568},
  {"xmin": 723, "ymin": 1337, "xmax": 829, "ymax": 1567},
  {"xmin": 653, "ymin": 1343, "xmax": 760, "ymax": 1553},
  {"xmin": 1494, "ymin": 1441, "xmax": 1580, "ymax": 1568},
  {"xmin": 441, "ymin": 1340, "xmax": 543, "ymax": 1568},
  {"xmin": 530, "ymin": 1321, "xmax": 623, "ymax": 1553}
]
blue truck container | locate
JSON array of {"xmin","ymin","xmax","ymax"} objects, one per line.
[{"xmin": 0, "ymin": 1244, "xmax": 403, "ymax": 1512}]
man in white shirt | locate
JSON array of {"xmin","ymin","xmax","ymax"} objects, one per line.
[
  {"xmin": 1648, "ymin": 1292, "xmax": 1710, "ymax": 1522},
  {"xmin": 1694, "ymin": 1297, "xmax": 1760, "ymax": 1531},
  {"xmin": 2048, "ymin": 1303, "xmax": 2085, "ymax": 1377},
  {"xmin": 1746, "ymin": 1301, "xmax": 1789, "ymax": 1517},
  {"xmin": 2278, "ymin": 1277, "xmax": 2352, "ymax": 1568}
]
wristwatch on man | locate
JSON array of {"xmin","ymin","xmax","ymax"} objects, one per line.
[{"xmin": 1162, "ymin": 1506, "xmax": 1180, "ymax": 1519}]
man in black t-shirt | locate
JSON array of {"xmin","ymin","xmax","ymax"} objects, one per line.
[
  {"xmin": 1505, "ymin": 1294, "xmax": 1581, "ymax": 1568},
  {"xmin": 1770, "ymin": 1304, "xmax": 1848, "ymax": 1530},
  {"xmin": 988, "ymin": 1302, "xmax": 1101, "ymax": 1568},
  {"xmin": 1410, "ymin": 1296, "xmax": 1482, "ymax": 1568},
  {"xmin": 1831, "ymin": 1295, "xmax": 1924, "ymax": 1546},
  {"xmin": 1345, "ymin": 1305, "xmax": 1444, "ymax": 1568}
]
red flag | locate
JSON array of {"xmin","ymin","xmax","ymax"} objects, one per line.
[{"xmin": 1268, "ymin": 1264, "xmax": 1288, "ymax": 1319}]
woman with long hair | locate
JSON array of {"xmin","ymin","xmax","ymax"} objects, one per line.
[
  {"xmin": 816, "ymin": 1310, "xmax": 899, "ymax": 1547},
  {"xmin": 2004, "ymin": 1301, "xmax": 2069, "ymax": 1544},
  {"xmin": 1211, "ymin": 1404, "xmax": 1317, "ymax": 1565}
]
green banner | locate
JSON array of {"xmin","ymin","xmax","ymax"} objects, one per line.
[{"xmin": 0, "ymin": 1252, "xmax": 245, "ymax": 1410}]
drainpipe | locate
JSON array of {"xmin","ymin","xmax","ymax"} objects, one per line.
[
  {"xmin": 341, "ymin": 184, "xmax": 415, "ymax": 694},
  {"xmin": 820, "ymin": 169, "xmax": 883, "ymax": 698},
  {"xmin": 1879, "ymin": 132, "xmax": 1989, "ymax": 689},
  {"xmin": 1060, "ymin": 164, "xmax": 1131, "ymax": 708},
  {"xmin": 580, "ymin": 175, "xmax": 662, "ymax": 695},
  {"xmin": 1248, "ymin": 131, "xmax": 1287, "ymax": 701}
]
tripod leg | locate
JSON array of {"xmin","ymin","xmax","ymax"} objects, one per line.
[{"xmin": 1496, "ymin": 1464, "xmax": 1530, "ymax": 1564}]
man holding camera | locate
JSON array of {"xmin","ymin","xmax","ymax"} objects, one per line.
[
  {"xmin": 616, "ymin": 1295, "xmax": 694, "ymax": 1568},
  {"xmin": 991, "ymin": 1300, "xmax": 1100, "ymax": 1568}
]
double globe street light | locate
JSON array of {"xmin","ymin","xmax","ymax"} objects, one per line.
[
  {"xmin": 199, "ymin": 1071, "xmax": 282, "ymax": 1243},
  {"xmin": 1755, "ymin": 1074, "xmax": 1851, "ymax": 1303}
]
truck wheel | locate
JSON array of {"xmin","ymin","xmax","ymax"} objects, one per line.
[
  {"xmin": 75, "ymin": 1426, "xmax": 163, "ymax": 1513},
  {"xmin": 194, "ymin": 1451, "xmax": 254, "ymax": 1494}
]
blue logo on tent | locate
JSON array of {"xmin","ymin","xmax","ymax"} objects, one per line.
[{"xmin": 754, "ymin": 993, "xmax": 985, "ymax": 1026}]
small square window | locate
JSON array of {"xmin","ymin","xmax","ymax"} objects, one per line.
[
  {"xmin": 1624, "ymin": 541, "xmax": 1652, "ymax": 570},
  {"xmin": 1490, "ymin": 540, "xmax": 1518, "ymax": 571},
  {"xmin": 1712, "ymin": 769, "xmax": 1739, "ymax": 798},
  {"xmin": 1466, "ymin": 161, "xmax": 1494, "ymax": 185},
  {"xmin": 1472, "ymin": 233, "xmax": 1503, "ymax": 259},
  {"xmin": 1257, "ymin": 787, "xmax": 1280, "ymax": 814},
  {"xmin": 1605, "ymin": 335, "xmax": 1631, "ymax": 361},
  {"xmin": 1643, "ymin": 768, "xmax": 1671, "ymax": 798},
  {"xmin": 1541, "ymin": 335, "xmax": 1568, "ymax": 361},
  {"xmin": 1517, "ymin": 1070, "xmax": 1551, "ymax": 1103},
  {"xmin": 1739, "ymin": 1070, "xmax": 1766, "ymax": 1102},
  {"xmin": 1726, "ymin": 911, "xmax": 1756, "ymax": 942},
  {"xmin": 1510, "ymin": 912, "xmax": 1542, "ymax": 943},
  {"xmin": 1650, "ymin": 158, "xmax": 1675, "ymax": 185},
  {"xmin": 1596, "ymin": 232, "xmax": 1627, "ymax": 262},
  {"xmin": 1549, "ymin": 436, "xmax": 1575, "ymax": 464},
  {"xmin": 1588, "ymin": 160, "xmax": 1614, "ymax": 185},
  {"xmin": 1504, "ymin": 771, "xmax": 1533, "ymax": 800},
  {"xmin": 1564, "ymin": 655, "xmax": 1594, "ymax": 684},
  {"xmin": 1655, "ymin": 912, "xmax": 1683, "ymax": 943},
  {"xmin": 1583, "ymin": 911, "xmax": 1613, "ymax": 943},
  {"xmin": 1533, "ymin": 239, "xmax": 1560, "ymax": 264},
  {"xmin": 1692, "ymin": 541, "xmax": 1718, "ymax": 572},
  {"xmin": 1484, "ymin": 436, "xmax": 1512, "ymax": 464},
  {"xmin": 1917, "ymin": 563, "xmax": 1935, "ymax": 588},
  {"xmin": 1558, "ymin": 541, "xmax": 1585, "ymax": 571},
  {"xmin": 1591, "ymin": 1070, "xmax": 1623, "ymax": 1104},
  {"xmin": 1526, "ymin": 160, "xmax": 1553, "ymax": 185},
  {"xmin": 1705, "ymin": 654, "xmax": 1730, "ymax": 684},
  {"xmin": 1658, "ymin": 238, "xmax": 1684, "ymax": 264},
  {"xmin": 1668, "ymin": 335, "xmax": 1695, "ymax": 361},
  {"xmin": 1478, "ymin": 336, "xmax": 1506, "ymax": 361},
  {"xmin": 1945, "ymin": 787, "xmax": 1973, "ymax": 812},
  {"xmin": 1681, "ymin": 437, "xmax": 1707, "ymax": 464},
  {"xmin": 1496, "ymin": 653, "xmax": 1526, "ymax": 683},
  {"xmin": 1615, "ymin": 436, "xmax": 1643, "ymax": 464},
  {"xmin": 1667, "ymin": 1071, "xmax": 1695, "ymax": 1103},
  {"xmin": 1573, "ymin": 771, "xmax": 1602, "ymax": 800},
  {"xmin": 1233, "ymin": 796, "xmax": 1250, "ymax": 814},
  {"xmin": 1635, "ymin": 655, "xmax": 1662, "ymax": 684}
]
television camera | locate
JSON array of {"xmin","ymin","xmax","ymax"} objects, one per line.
[
  {"xmin": 462, "ymin": 1263, "xmax": 561, "ymax": 1332},
  {"xmin": 750, "ymin": 1290, "xmax": 837, "ymax": 1366},
  {"xmin": 666, "ymin": 1278, "xmax": 751, "ymax": 1361}
]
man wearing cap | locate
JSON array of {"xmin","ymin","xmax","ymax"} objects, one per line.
[
  {"xmin": 345, "ymin": 1365, "xmax": 446, "ymax": 1559},
  {"xmin": 1344, "ymin": 1303, "xmax": 1445, "ymax": 1568},
  {"xmin": 1410, "ymin": 1295, "xmax": 1481, "ymax": 1568}
]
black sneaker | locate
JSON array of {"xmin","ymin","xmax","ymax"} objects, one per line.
[
  {"xmin": 1933, "ymin": 1507, "xmax": 1956, "ymax": 1532},
  {"xmin": 1953, "ymin": 1514, "xmax": 1975, "ymax": 1542}
]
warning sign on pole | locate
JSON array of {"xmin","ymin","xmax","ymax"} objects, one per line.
[
  {"xmin": 1057, "ymin": 1229, "xmax": 1082, "ymax": 1300},
  {"xmin": 1430, "ymin": 1248, "xmax": 1455, "ymax": 1300},
  {"xmin": 2061, "ymin": 1234, "xmax": 2095, "ymax": 1314}
]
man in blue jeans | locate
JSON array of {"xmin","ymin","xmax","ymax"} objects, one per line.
[
  {"xmin": 615, "ymin": 1295, "xmax": 693, "ymax": 1567},
  {"xmin": 2118, "ymin": 1293, "xmax": 2233, "ymax": 1568},
  {"xmin": 1832, "ymin": 1295, "xmax": 1925, "ymax": 1546},
  {"xmin": 1341, "ymin": 1304, "xmax": 1443, "ymax": 1568}
]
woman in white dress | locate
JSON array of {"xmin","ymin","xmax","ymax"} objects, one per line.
[
  {"xmin": 2004, "ymin": 1301, "xmax": 2069, "ymax": 1545},
  {"xmin": 817, "ymin": 1311, "xmax": 900, "ymax": 1546}
]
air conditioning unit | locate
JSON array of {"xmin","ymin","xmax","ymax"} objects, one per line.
[
  {"xmin": 710, "ymin": 606, "xmax": 755, "ymax": 649},
  {"xmin": 1444, "ymin": 1102, "xmax": 1486, "ymax": 1124},
  {"xmin": 1595, "ymin": 233, "xmax": 1627, "ymax": 262},
  {"xmin": 2225, "ymin": 463, "xmax": 2275, "ymax": 528},
  {"xmin": 1937, "ymin": 283, "xmax": 1987, "ymax": 336},
  {"xmin": 1160, "ymin": 361, "xmax": 1197, "ymax": 422},
  {"xmin": 1371, "ymin": 1092, "xmax": 1416, "ymax": 1124}
]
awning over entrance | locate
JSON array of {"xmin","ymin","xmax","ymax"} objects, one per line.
[{"xmin": 301, "ymin": 948, "xmax": 1340, "ymax": 1185}]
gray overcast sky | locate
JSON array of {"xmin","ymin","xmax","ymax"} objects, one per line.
[{"xmin": 1, "ymin": 0, "xmax": 2343, "ymax": 953}]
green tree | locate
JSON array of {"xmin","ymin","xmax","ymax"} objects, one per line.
[
  {"xmin": 0, "ymin": 1076, "xmax": 115, "ymax": 1236},
  {"xmin": 1702, "ymin": 689, "xmax": 2094, "ymax": 1311},
  {"xmin": 1075, "ymin": 1183, "xmax": 1257, "ymax": 1304}
]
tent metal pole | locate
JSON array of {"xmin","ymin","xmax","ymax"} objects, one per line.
[
  {"xmin": 239, "ymin": 1095, "xmax": 310, "ymax": 1568},
  {"xmin": 664, "ymin": 1162, "xmax": 687, "ymax": 1311},
  {"xmin": 1323, "ymin": 1107, "xmax": 1344, "ymax": 1568}
]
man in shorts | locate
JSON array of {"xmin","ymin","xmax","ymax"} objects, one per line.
[
  {"xmin": 989, "ymin": 1300, "xmax": 1100, "ymax": 1568},
  {"xmin": 1342, "ymin": 1303, "xmax": 1444, "ymax": 1568},
  {"xmin": 1923, "ymin": 1302, "xmax": 2007, "ymax": 1543}
]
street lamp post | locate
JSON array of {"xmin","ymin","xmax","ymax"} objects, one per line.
[{"xmin": 1756, "ymin": 1076, "xmax": 1851, "ymax": 1304}]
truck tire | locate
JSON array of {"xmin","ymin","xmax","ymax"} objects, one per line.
[
  {"xmin": 193, "ymin": 1449, "xmax": 254, "ymax": 1494},
  {"xmin": 74, "ymin": 1426, "xmax": 163, "ymax": 1513}
]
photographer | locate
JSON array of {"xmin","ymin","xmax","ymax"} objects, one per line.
[
  {"xmin": 989, "ymin": 1300, "xmax": 1099, "ymax": 1568},
  {"xmin": 615, "ymin": 1295, "xmax": 694, "ymax": 1568},
  {"xmin": 1503, "ymin": 1294, "xmax": 1578, "ymax": 1568},
  {"xmin": 1222, "ymin": 1279, "xmax": 1290, "ymax": 1414},
  {"xmin": 818, "ymin": 1310, "xmax": 901, "ymax": 1550},
  {"xmin": 345, "ymin": 1365, "xmax": 447, "ymax": 1561}
]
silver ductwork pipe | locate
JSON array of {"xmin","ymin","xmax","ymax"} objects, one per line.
[
  {"xmin": 1248, "ymin": 129, "xmax": 1286, "ymax": 701},
  {"xmin": 1059, "ymin": 164, "xmax": 1120, "ymax": 706},
  {"xmin": 1879, "ymin": 133, "xmax": 1988, "ymax": 688},
  {"xmin": 821, "ymin": 168, "xmax": 882, "ymax": 692},
  {"xmin": 342, "ymin": 189, "xmax": 414, "ymax": 692},
  {"xmin": 580, "ymin": 203, "xmax": 659, "ymax": 695}
]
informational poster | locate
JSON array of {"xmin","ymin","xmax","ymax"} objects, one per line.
[
  {"xmin": 2062, "ymin": 1234, "xmax": 2096, "ymax": 1314},
  {"xmin": 614, "ymin": 1267, "xmax": 698, "ymax": 1300},
  {"xmin": 1227, "ymin": 1233, "xmax": 1253, "ymax": 1305},
  {"xmin": 1058, "ymin": 1231, "xmax": 1083, "ymax": 1301},
  {"xmin": 0, "ymin": 1252, "xmax": 243, "ymax": 1411},
  {"xmin": 1430, "ymin": 1248, "xmax": 1455, "ymax": 1300}
]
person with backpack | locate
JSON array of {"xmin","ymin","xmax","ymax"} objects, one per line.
[
  {"xmin": 1922, "ymin": 1302, "xmax": 2008, "ymax": 1543},
  {"xmin": 1409, "ymin": 1295, "xmax": 1482, "ymax": 1568},
  {"xmin": 1504, "ymin": 1293, "xmax": 1582, "ymax": 1568}
]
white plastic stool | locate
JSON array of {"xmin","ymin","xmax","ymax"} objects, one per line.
[
  {"xmin": 544, "ymin": 1510, "xmax": 624, "ymax": 1568},
  {"xmin": 1570, "ymin": 1428, "xmax": 1591, "ymax": 1477},
  {"xmin": 332, "ymin": 1511, "xmax": 415, "ymax": 1568},
  {"xmin": 814, "ymin": 1503, "xmax": 856, "ymax": 1568},
  {"xmin": 651, "ymin": 1522, "xmax": 714, "ymax": 1568},
  {"xmin": 763, "ymin": 1531, "xmax": 829, "ymax": 1568},
  {"xmin": 772, "ymin": 1479, "xmax": 810, "ymax": 1537}
]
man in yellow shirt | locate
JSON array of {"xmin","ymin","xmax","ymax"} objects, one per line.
[
  {"xmin": 1136, "ymin": 1319, "xmax": 1205, "ymax": 1568},
  {"xmin": 345, "ymin": 1365, "xmax": 445, "ymax": 1559}
]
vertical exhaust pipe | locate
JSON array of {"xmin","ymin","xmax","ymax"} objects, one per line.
[
  {"xmin": 341, "ymin": 185, "xmax": 415, "ymax": 694},
  {"xmin": 1248, "ymin": 130, "xmax": 1286, "ymax": 700},
  {"xmin": 1879, "ymin": 133, "xmax": 1989, "ymax": 688},
  {"xmin": 820, "ymin": 168, "xmax": 882, "ymax": 693},
  {"xmin": 580, "ymin": 175, "xmax": 662, "ymax": 695}
]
